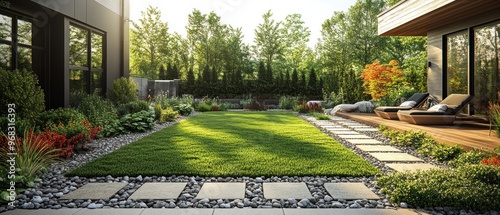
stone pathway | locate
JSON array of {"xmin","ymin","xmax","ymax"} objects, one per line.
[{"xmin": 307, "ymin": 116, "xmax": 439, "ymax": 173}]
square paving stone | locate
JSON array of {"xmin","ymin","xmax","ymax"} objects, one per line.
[
  {"xmin": 129, "ymin": 182, "xmax": 187, "ymax": 200},
  {"xmin": 326, "ymin": 128, "xmax": 350, "ymax": 131},
  {"xmin": 61, "ymin": 183, "xmax": 127, "ymax": 200},
  {"xmin": 386, "ymin": 163, "xmax": 439, "ymax": 172},
  {"xmin": 196, "ymin": 182, "xmax": 245, "ymax": 199},
  {"xmin": 324, "ymin": 183, "xmax": 379, "ymax": 200},
  {"xmin": 356, "ymin": 145, "xmax": 401, "ymax": 152},
  {"xmin": 348, "ymin": 125, "xmax": 372, "ymax": 128},
  {"xmin": 321, "ymin": 125, "xmax": 343, "ymax": 128},
  {"xmin": 369, "ymin": 153, "xmax": 423, "ymax": 162},
  {"xmin": 75, "ymin": 208, "xmax": 145, "ymax": 215},
  {"xmin": 345, "ymin": 139, "xmax": 385, "ymax": 145},
  {"xmin": 142, "ymin": 209, "xmax": 214, "ymax": 215},
  {"xmin": 337, "ymin": 134, "xmax": 372, "ymax": 139},
  {"xmin": 329, "ymin": 131, "xmax": 360, "ymax": 135},
  {"xmin": 283, "ymin": 208, "xmax": 421, "ymax": 215},
  {"xmin": 213, "ymin": 208, "xmax": 284, "ymax": 215},
  {"xmin": 263, "ymin": 183, "xmax": 312, "ymax": 199}
]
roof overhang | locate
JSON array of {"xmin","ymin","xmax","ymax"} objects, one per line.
[{"xmin": 378, "ymin": 0, "xmax": 500, "ymax": 36}]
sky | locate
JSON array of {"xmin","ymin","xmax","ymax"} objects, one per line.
[{"xmin": 129, "ymin": 0, "xmax": 358, "ymax": 47}]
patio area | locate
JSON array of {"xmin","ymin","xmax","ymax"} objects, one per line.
[{"xmin": 335, "ymin": 112, "xmax": 499, "ymax": 151}]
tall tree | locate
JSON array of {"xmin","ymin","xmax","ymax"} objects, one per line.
[
  {"xmin": 253, "ymin": 10, "xmax": 283, "ymax": 68},
  {"xmin": 130, "ymin": 6, "xmax": 169, "ymax": 79},
  {"xmin": 280, "ymin": 14, "xmax": 311, "ymax": 72}
]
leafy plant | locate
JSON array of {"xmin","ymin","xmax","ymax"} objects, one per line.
[
  {"xmin": 39, "ymin": 108, "xmax": 86, "ymax": 129},
  {"xmin": 360, "ymin": 60, "xmax": 406, "ymax": 100},
  {"xmin": 377, "ymin": 164, "xmax": 500, "ymax": 211},
  {"xmin": 448, "ymin": 149, "xmax": 489, "ymax": 168},
  {"xmin": 100, "ymin": 119, "xmax": 125, "ymax": 137},
  {"xmin": 117, "ymin": 100, "xmax": 150, "ymax": 117},
  {"xmin": 159, "ymin": 107, "xmax": 179, "ymax": 123},
  {"xmin": 174, "ymin": 103, "xmax": 193, "ymax": 116},
  {"xmin": 196, "ymin": 102, "xmax": 212, "ymax": 112},
  {"xmin": 0, "ymin": 131, "xmax": 59, "ymax": 188},
  {"xmin": 383, "ymin": 130, "xmax": 428, "ymax": 148},
  {"xmin": 279, "ymin": 96, "xmax": 297, "ymax": 109},
  {"xmin": 108, "ymin": 77, "xmax": 139, "ymax": 105},
  {"xmin": 307, "ymin": 112, "xmax": 330, "ymax": 120},
  {"xmin": 0, "ymin": 68, "xmax": 45, "ymax": 122},
  {"xmin": 50, "ymin": 121, "xmax": 102, "ymax": 153},
  {"xmin": 78, "ymin": 94, "xmax": 118, "ymax": 129},
  {"xmin": 120, "ymin": 110, "xmax": 155, "ymax": 132}
]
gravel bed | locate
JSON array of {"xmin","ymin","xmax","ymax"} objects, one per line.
[{"xmin": 1, "ymin": 112, "xmax": 495, "ymax": 215}]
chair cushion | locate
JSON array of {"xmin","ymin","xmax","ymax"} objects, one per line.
[
  {"xmin": 400, "ymin": 101, "xmax": 417, "ymax": 107},
  {"xmin": 428, "ymin": 104, "xmax": 448, "ymax": 112}
]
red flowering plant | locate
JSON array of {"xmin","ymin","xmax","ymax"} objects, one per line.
[{"xmin": 481, "ymin": 155, "xmax": 500, "ymax": 167}]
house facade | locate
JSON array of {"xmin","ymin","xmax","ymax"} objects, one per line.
[
  {"xmin": 0, "ymin": 0, "xmax": 129, "ymax": 108},
  {"xmin": 378, "ymin": 0, "xmax": 500, "ymax": 115}
]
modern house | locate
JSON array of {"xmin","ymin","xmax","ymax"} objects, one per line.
[
  {"xmin": 378, "ymin": 0, "xmax": 500, "ymax": 116},
  {"xmin": 0, "ymin": 0, "xmax": 129, "ymax": 108}
]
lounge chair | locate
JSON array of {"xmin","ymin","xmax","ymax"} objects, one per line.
[
  {"xmin": 374, "ymin": 93, "xmax": 429, "ymax": 120},
  {"xmin": 397, "ymin": 94, "xmax": 473, "ymax": 125}
]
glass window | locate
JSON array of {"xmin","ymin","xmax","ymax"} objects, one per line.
[
  {"xmin": 446, "ymin": 31, "xmax": 469, "ymax": 95},
  {"xmin": 17, "ymin": 46, "xmax": 32, "ymax": 71},
  {"xmin": 17, "ymin": 19, "xmax": 32, "ymax": 45},
  {"xmin": 92, "ymin": 71, "xmax": 103, "ymax": 94},
  {"xmin": 0, "ymin": 14, "xmax": 12, "ymax": 41},
  {"xmin": 91, "ymin": 33, "xmax": 102, "ymax": 69},
  {"xmin": 69, "ymin": 25, "xmax": 88, "ymax": 67},
  {"xmin": 0, "ymin": 44, "xmax": 10, "ymax": 69},
  {"xmin": 474, "ymin": 22, "xmax": 500, "ymax": 115},
  {"xmin": 69, "ymin": 69, "xmax": 89, "ymax": 106}
]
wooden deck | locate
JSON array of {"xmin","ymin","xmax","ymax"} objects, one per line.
[{"xmin": 335, "ymin": 112, "xmax": 500, "ymax": 151}]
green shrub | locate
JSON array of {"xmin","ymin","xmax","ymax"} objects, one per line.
[
  {"xmin": 491, "ymin": 102, "xmax": 500, "ymax": 138},
  {"xmin": 418, "ymin": 141, "xmax": 464, "ymax": 162},
  {"xmin": 279, "ymin": 96, "xmax": 297, "ymax": 109},
  {"xmin": 153, "ymin": 103, "xmax": 162, "ymax": 120},
  {"xmin": 0, "ymin": 117, "xmax": 34, "ymax": 138},
  {"xmin": 174, "ymin": 103, "xmax": 193, "ymax": 116},
  {"xmin": 78, "ymin": 94, "xmax": 118, "ymax": 128},
  {"xmin": 159, "ymin": 107, "xmax": 179, "ymax": 123},
  {"xmin": 108, "ymin": 77, "xmax": 138, "ymax": 105},
  {"xmin": 0, "ymin": 68, "xmax": 45, "ymax": 122},
  {"xmin": 197, "ymin": 102, "xmax": 212, "ymax": 112},
  {"xmin": 307, "ymin": 112, "xmax": 330, "ymax": 120},
  {"xmin": 377, "ymin": 165, "xmax": 500, "ymax": 211},
  {"xmin": 383, "ymin": 130, "xmax": 427, "ymax": 148},
  {"xmin": 120, "ymin": 110, "xmax": 155, "ymax": 133},
  {"xmin": 39, "ymin": 108, "xmax": 86, "ymax": 128},
  {"xmin": 100, "ymin": 119, "xmax": 125, "ymax": 137},
  {"xmin": 117, "ymin": 100, "xmax": 150, "ymax": 117},
  {"xmin": 449, "ymin": 149, "xmax": 490, "ymax": 168}
]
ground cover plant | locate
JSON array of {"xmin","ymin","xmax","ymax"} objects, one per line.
[{"xmin": 67, "ymin": 112, "xmax": 379, "ymax": 177}]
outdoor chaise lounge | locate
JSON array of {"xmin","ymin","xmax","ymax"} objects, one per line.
[
  {"xmin": 374, "ymin": 92, "xmax": 429, "ymax": 120},
  {"xmin": 397, "ymin": 94, "xmax": 473, "ymax": 125}
]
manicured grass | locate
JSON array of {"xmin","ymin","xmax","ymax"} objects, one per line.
[{"xmin": 66, "ymin": 112, "xmax": 379, "ymax": 177}]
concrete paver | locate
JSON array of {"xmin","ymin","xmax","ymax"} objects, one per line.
[
  {"xmin": 348, "ymin": 125, "xmax": 373, "ymax": 128},
  {"xmin": 329, "ymin": 131, "xmax": 361, "ymax": 135},
  {"xmin": 386, "ymin": 163, "xmax": 439, "ymax": 172},
  {"xmin": 263, "ymin": 183, "xmax": 312, "ymax": 199},
  {"xmin": 75, "ymin": 209, "xmax": 146, "ymax": 215},
  {"xmin": 283, "ymin": 209, "xmax": 424, "ymax": 215},
  {"xmin": 142, "ymin": 208, "xmax": 214, "ymax": 215},
  {"xmin": 129, "ymin": 182, "xmax": 187, "ymax": 200},
  {"xmin": 196, "ymin": 182, "xmax": 245, "ymax": 199},
  {"xmin": 369, "ymin": 153, "xmax": 423, "ymax": 162},
  {"xmin": 213, "ymin": 208, "xmax": 284, "ymax": 215},
  {"xmin": 356, "ymin": 145, "xmax": 401, "ymax": 152},
  {"xmin": 345, "ymin": 139, "xmax": 385, "ymax": 145},
  {"xmin": 338, "ymin": 134, "xmax": 372, "ymax": 139},
  {"xmin": 324, "ymin": 183, "xmax": 379, "ymax": 200},
  {"xmin": 60, "ymin": 183, "xmax": 127, "ymax": 200},
  {"xmin": 353, "ymin": 128, "xmax": 379, "ymax": 132},
  {"xmin": 326, "ymin": 128, "xmax": 351, "ymax": 131}
]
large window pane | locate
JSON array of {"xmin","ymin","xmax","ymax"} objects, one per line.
[
  {"xmin": 17, "ymin": 19, "xmax": 32, "ymax": 45},
  {"xmin": 69, "ymin": 69, "xmax": 89, "ymax": 106},
  {"xmin": 446, "ymin": 31, "xmax": 469, "ymax": 95},
  {"xmin": 474, "ymin": 23, "xmax": 500, "ymax": 115},
  {"xmin": 69, "ymin": 25, "xmax": 88, "ymax": 67},
  {"xmin": 17, "ymin": 46, "xmax": 32, "ymax": 71},
  {"xmin": 0, "ymin": 44, "xmax": 11, "ymax": 69},
  {"xmin": 92, "ymin": 70, "xmax": 103, "ymax": 94},
  {"xmin": 0, "ymin": 14, "xmax": 11, "ymax": 41},
  {"xmin": 91, "ymin": 33, "xmax": 102, "ymax": 69}
]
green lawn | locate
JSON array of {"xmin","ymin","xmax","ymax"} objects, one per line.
[{"xmin": 66, "ymin": 112, "xmax": 380, "ymax": 177}]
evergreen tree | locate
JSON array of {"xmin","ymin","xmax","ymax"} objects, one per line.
[
  {"xmin": 308, "ymin": 68, "xmax": 317, "ymax": 99},
  {"xmin": 158, "ymin": 65, "xmax": 166, "ymax": 80},
  {"xmin": 300, "ymin": 71, "xmax": 307, "ymax": 97},
  {"xmin": 284, "ymin": 70, "xmax": 291, "ymax": 95},
  {"xmin": 257, "ymin": 61, "xmax": 267, "ymax": 94},
  {"xmin": 166, "ymin": 62, "xmax": 173, "ymax": 80},
  {"xmin": 186, "ymin": 68, "xmax": 195, "ymax": 94},
  {"xmin": 172, "ymin": 64, "xmax": 180, "ymax": 79},
  {"xmin": 291, "ymin": 69, "xmax": 299, "ymax": 96}
]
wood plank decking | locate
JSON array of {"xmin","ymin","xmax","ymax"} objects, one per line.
[{"xmin": 335, "ymin": 112, "xmax": 499, "ymax": 151}]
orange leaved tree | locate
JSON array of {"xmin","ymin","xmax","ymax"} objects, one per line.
[{"xmin": 360, "ymin": 60, "xmax": 406, "ymax": 100}]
